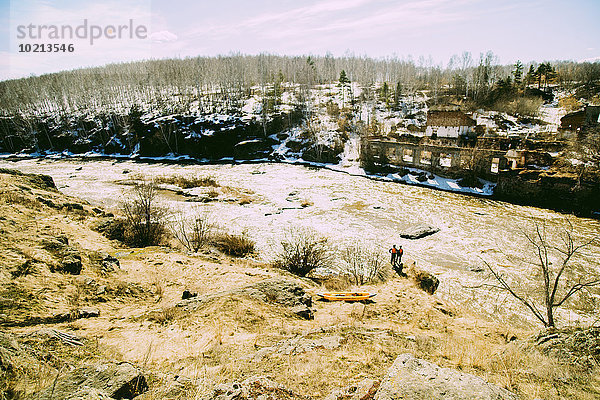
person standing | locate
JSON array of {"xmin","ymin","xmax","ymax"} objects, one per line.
[{"xmin": 389, "ymin": 245, "xmax": 399, "ymax": 266}]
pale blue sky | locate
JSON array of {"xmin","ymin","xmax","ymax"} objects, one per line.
[{"xmin": 1, "ymin": 0, "xmax": 599, "ymax": 80}]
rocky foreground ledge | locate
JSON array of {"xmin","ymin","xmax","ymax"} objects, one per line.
[{"xmin": 21, "ymin": 353, "xmax": 518, "ymax": 400}]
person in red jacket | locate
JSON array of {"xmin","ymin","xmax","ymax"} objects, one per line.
[
  {"xmin": 389, "ymin": 245, "xmax": 399, "ymax": 266},
  {"xmin": 390, "ymin": 245, "xmax": 405, "ymax": 276}
]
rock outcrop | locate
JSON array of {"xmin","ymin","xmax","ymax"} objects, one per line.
[
  {"xmin": 177, "ymin": 279, "xmax": 315, "ymax": 319},
  {"xmin": 205, "ymin": 376, "xmax": 311, "ymax": 400},
  {"xmin": 374, "ymin": 354, "xmax": 519, "ymax": 400},
  {"xmin": 27, "ymin": 361, "xmax": 148, "ymax": 400},
  {"xmin": 399, "ymin": 225, "xmax": 440, "ymax": 239},
  {"xmin": 407, "ymin": 264, "xmax": 440, "ymax": 295},
  {"xmin": 535, "ymin": 327, "xmax": 600, "ymax": 368}
]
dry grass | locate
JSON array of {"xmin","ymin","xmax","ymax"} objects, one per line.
[
  {"xmin": 212, "ymin": 231, "xmax": 256, "ymax": 257},
  {"xmin": 0, "ymin": 191, "xmax": 41, "ymax": 209},
  {"xmin": 146, "ymin": 307, "xmax": 183, "ymax": 325}
]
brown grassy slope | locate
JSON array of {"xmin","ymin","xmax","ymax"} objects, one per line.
[{"xmin": 0, "ymin": 168, "xmax": 598, "ymax": 400}]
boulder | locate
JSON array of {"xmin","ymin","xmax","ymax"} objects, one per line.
[
  {"xmin": 101, "ymin": 253, "xmax": 120, "ymax": 269},
  {"xmin": 399, "ymin": 225, "xmax": 439, "ymax": 239},
  {"xmin": 407, "ymin": 264, "xmax": 439, "ymax": 295},
  {"xmin": 78, "ymin": 307, "xmax": 100, "ymax": 319},
  {"xmin": 206, "ymin": 376, "xmax": 311, "ymax": 400},
  {"xmin": 291, "ymin": 305, "xmax": 314, "ymax": 320},
  {"xmin": 27, "ymin": 361, "xmax": 147, "ymax": 400},
  {"xmin": 247, "ymin": 279, "xmax": 313, "ymax": 308},
  {"xmin": 325, "ymin": 379, "xmax": 379, "ymax": 400},
  {"xmin": 41, "ymin": 237, "xmax": 67, "ymax": 252},
  {"xmin": 59, "ymin": 255, "xmax": 83, "ymax": 274},
  {"xmin": 182, "ymin": 289, "xmax": 198, "ymax": 300},
  {"xmin": 374, "ymin": 354, "xmax": 518, "ymax": 400},
  {"xmin": 535, "ymin": 327, "xmax": 600, "ymax": 368}
]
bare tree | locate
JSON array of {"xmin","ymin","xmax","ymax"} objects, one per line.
[{"xmin": 482, "ymin": 219, "xmax": 599, "ymax": 328}]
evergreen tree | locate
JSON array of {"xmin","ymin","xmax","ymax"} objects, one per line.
[
  {"xmin": 525, "ymin": 64, "xmax": 536, "ymax": 87},
  {"xmin": 394, "ymin": 81, "xmax": 402, "ymax": 109},
  {"xmin": 512, "ymin": 60, "xmax": 524, "ymax": 87},
  {"xmin": 535, "ymin": 62, "xmax": 556, "ymax": 89},
  {"xmin": 338, "ymin": 70, "xmax": 351, "ymax": 107},
  {"xmin": 379, "ymin": 82, "xmax": 390, "ymax": 109}
]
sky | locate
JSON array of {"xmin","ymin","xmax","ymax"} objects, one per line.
[{"xmin": 0, "ymin": 0, "xmax": 599, "ymax": 80}]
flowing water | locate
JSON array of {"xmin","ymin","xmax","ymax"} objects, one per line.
[{"xmin": 3, "ymin": 158, "xmax": 599, "ymax": 326}]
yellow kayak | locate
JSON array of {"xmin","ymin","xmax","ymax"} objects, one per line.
[{"xmin": 316, "ymin": 292, "xmax": 377, "ymax": 302}]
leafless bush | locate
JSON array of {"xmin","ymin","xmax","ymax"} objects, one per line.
[
  {"xmin": 171, "ymin": 209, "xmax": 214, "ymax": 252},
  {"xmin": 340, "ymin": 243, "xmax": 388, "ymax": 285},
  {"xmin": 121, "ymin": 181, "xmax": 168, "ymax": 247},
  {"xmin": 146, "ymin": 306, "xmax": 182, "ymax": 325},
  {"xmin": 272, "ymin": 228, "xmax": 334, "ymax": 277},
  {"xmin": 154, "ymin": 174, "xmax": 218, "ymax": 188},
  {"xmin": 494, "ymin": 96, "xmax": 543, "ymax": 117},
  {"xmin": 213, "ymin": 230, "xmax": 256, "ymax": 257}
]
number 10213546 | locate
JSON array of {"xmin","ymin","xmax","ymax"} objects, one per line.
[{"xmin": 18, "ymin": 43, "xmax": 74, "ymax": 53}]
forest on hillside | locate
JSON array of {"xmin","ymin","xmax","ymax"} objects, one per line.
[
  {"xmin": 0, "ymin": 52, "xmax": 598, "ymax": 161},
  {"xmin": 1, "ymin": 52, "xmax": 599, "ymax": 117}
]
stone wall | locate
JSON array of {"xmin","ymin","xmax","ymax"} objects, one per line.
[{"xmin": 366, "ymin": 139, "xmax": 507, "ymax": 180}]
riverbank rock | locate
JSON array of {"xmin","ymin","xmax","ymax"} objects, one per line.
[
  {"xmin": 206, "ymin": 376, "xmax": 311, "ymax": 400},
  {"xmin": 27, "ymin": 361, "xmax": 147, "ymax": 400},
  {"xmin": 374, "ymin": 354, "xmax": 518, "ymax": 400},
  {"xmin": 407, "ymin": 264, "xmax": 440, "ymax": 295},
  {"xmin": 535, "ymin": 327, "xmax": 600, "ymax": 368},
  {"xmin": 399, "ymin": 224, "xmax": 439, "ymax": 239}
]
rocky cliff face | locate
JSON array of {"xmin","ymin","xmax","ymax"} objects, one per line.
[
  {"xmin": 495, "ymin": 169, "xmax": 600, "ymax": 216},
  {"xmin": 0, "ymin": 110, "xmax": 302, "ymax": 160}
]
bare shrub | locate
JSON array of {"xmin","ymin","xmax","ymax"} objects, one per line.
[
  {"xmin": 493, "ymin": 96, "xmax": 543, "ymax": 117},
  {"xmin": 340, "ymin": 244, "xmax": 387, "ymax": 285},
  {"xmin": 121, "ymin": 181, "xmax": 168, "ymax": 247},
  {"xmin": 171, "ymin": 209, "xmax": 214, "ymax": 252},
  {"xmin": 154, "ymin": 174, "xmax": 218, "ymax": 188},
  {"xmin": 213, "ymin": 230, "xmax": 255, "ymax": 257},
  {"xmin": 272, "ymin": 228, "xmax": 334, "ymax": 277},
  {"xmin": 146, "ymin": 306, "xmax": 182, "ymax": 324}
]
